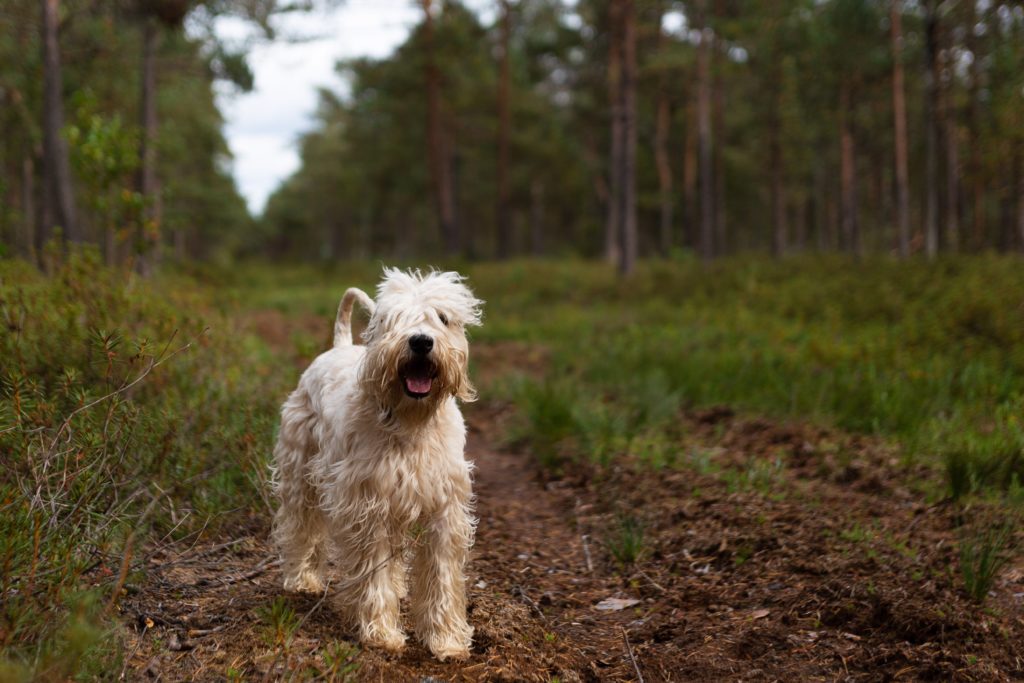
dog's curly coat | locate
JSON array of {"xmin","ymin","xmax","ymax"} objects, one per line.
[{"xmin": 271, "ymin": 268, "xmax": 483, "ymax": 661}]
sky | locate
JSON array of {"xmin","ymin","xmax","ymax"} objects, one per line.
[{"xmin": 212, "ymin": 1, "xmax": 492, "ymax": 216}]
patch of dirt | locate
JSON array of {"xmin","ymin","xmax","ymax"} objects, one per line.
[{"xmin": 117, "ymin": 334, "xmax": 1024, "ymax": 681}]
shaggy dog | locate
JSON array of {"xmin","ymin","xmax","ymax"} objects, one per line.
[{"xmin": 271, "ymin": 268, "xmax": 483, "ymax": 661}]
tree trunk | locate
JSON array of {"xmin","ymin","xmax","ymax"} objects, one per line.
[
  {"xmin": 422, "ymin": 0, "xmax": 458, "ymax": 256},
  {"xmin": 1017, "ymin": 145, "xmax": 1024, "ymax": 252},
  {"xmin": 653, "ymin": 3, "xmax": 673, "ymax": 257},
  {"xmin": 696, "ymin": 0, "xmax": 714, "ymax": 262},
  {"xmin": 135, "ymin": 18, "xmax": 161, "ymax": 274},
  {"xmin": 941, "ymin": 22, "xmax": 959, "ymax": 251},
  {"xmin": 683, "ymin": 96, "xmax": 697, "ymax": 250},
  {"xmin": 712, "ymin": 10, "xmax": 726, "ymax": 255},
  {"xmin": 768, "ymin": 65, "xmax": 786, "ymax": 256},
  {"xmin": 839, "ymin": 80, "xmax": 860, "ymax": 255},
  {"xmin": 495, "ymin": 0, "xmax": 512, "ymax": 259},
  {"xmin": 20, "ymin": 155, "xmax": 36, "ymax": 260},
  {"xmin": 40, "ymin": 0, "xmax": 79, "ymax": 244},
  {"xmin": 616, "ymin": 0, "xmax": 637, "ymax": 276},
  {"xmin": 966, "ymin": 0, "xmax": 985, "ymax": 250},
  {"xmin": 530, "ymin": 179, "xmax": 544, "ymax": 256},
  {"xmin": 891, "ymin": 0, "xmax": 911, "ymax": 258},
  {"xmin": 923, "ymin": 0, "xmax": 940, "ymax": 258},
  {"xmin": 605, "ymin": 0, "xmax": 622, "ymax": 265}
]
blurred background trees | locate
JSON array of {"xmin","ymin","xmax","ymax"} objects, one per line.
[{"xmin": 3, "ymin": 0, "xmax": 1024, "ymax": 266}]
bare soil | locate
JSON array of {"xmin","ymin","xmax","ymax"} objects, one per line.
[{"xmin": 118, "ymin": 343, "xmax": 1024, "ymax": 682}]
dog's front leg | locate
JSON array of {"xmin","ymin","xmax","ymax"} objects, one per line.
[
  {"xmin": 341, "ymin": 517, "xmax": 406, "ymax": 654},
  {"xmin": 411, "ymin": 501, "xmax": 474, "ymax": 661}
]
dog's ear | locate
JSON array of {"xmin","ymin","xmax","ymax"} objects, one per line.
[
  {"xmin": 455, "ymin": 375, "xmax": 477, "ymax": 403},
  {"xmin": 449, "ymin": 347, "xmax": 477, "ymax": 403}
]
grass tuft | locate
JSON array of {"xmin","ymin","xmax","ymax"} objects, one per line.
[{"xmin": 959, "ymin": 523, "xmax": 1016, "ymax": 602}]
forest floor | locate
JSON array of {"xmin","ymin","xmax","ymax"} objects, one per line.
[{"xmin": 116, "ymin": 327, "xmax": 1024, "ymax": 681}]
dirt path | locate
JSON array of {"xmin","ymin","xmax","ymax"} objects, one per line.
[
  {"xmin": 119, "ymin": 401, "xmax": 640, "ymax": 682},
  {"xmin": 118, "ymin": 337, "xmax": 1024, "ymax": 682}
]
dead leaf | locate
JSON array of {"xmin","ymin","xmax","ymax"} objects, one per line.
[
  {"xmin": 594, "ymin": 597, "xmax": 641, "ymax": 611},
  {"xmin": 749, "ymin": 609, "xmax": 770, "ymax": 620}
]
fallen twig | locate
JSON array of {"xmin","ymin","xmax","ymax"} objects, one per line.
[
  {"xmin": 187, "ymin": 624, "xmax": 227, "ymax": 638},
  {"xmin": 195, "ymin": 556, "xmax": 280, "ymax": 587},
  {"xmin": 513, "ymin": 584, "xmax": 547, "ymax": 623},
  {"xmin": 637, "ymin": 569, "xmax": 666, "ymax": 593},
  {"xmin": 621, "ymin": 625, "xmax": 644, "ymax": 683}
]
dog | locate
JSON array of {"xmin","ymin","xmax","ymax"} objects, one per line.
[{"xmin": 271, "ymin": 268, "xmax": 483, "ymax": 661}]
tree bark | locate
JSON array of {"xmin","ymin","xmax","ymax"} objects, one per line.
[
  {"xmin": 768, "ymin": 64, "xmax": 786, "ymax": 256},
  {"xmin": 40, "ymin": 0, "xmax": 80, "ymax": 244},
  {"xmin": 421, "ymin": 0, "xmax": 458, "ymax": 256},
  {"xmin": 839, "ymin": 80, "xmax": 860, "ymax": 255},
  {"xmin": 1017, "ymin": 145, "xmax": 1024, "ymax": 252},
  {"xmin": 616, "ymin": 0, "xmax": 637, "ymax": 276},
  {"xmin": 653, "ymin": 2, "xmax": 673, "ymax": 257},
  {"xmin": 136, "ymin": 18, "xmax": 160, "ymax": 274},
  {"xmin": 20, "ymin": 155, "xmax": 36, "ymax": 260},
  {"xmin": 696, "ymin": 0, "xmax": 714, "ymax": 262},
  {"xmin": 712, "ymin": 10, "xmax": 726, "ymax": 255},
  {"xmin": 495, "ymin": 0, "xmax": 512, "ymax": 259},
  {"xmin": 941, "ymin": 21, "xmax": 959, "ymax": 251},
  {"xmin": 605, "ymin": 0, "xmax": 622, "ymax": 265},
  {"xmin": 891, "ymin": 0, "xmax": 911, "ymax": 258},
  {"xmin": 683, "ymin": 96, "xmax": 697, "ymax": 250},
  {"xmin": 923, "ymin": 0, "xmax": 940, "ymax": 258},
  {"xmin": 530, "ymin": 179, "xmax": 544, "ymax": 256},
  {"xmin": 966, "ymin": 0, "xmax": 985, "ymax": 249}
]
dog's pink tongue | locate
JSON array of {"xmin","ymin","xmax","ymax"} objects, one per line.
[{"xmin": 405, "ymin": 376, "xmax": 432, "ymax": 394}]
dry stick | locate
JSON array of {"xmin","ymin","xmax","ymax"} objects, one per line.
[
  {"xmin": 107, "ymin": 492, "xmax": 163, "ymax": 614},
  {"xmin": 637, "ymin": 569, "xmax": 666, "ymax": 593},
  {"xmin": 513, "ymin": 584, "xmax": 547, "ymax": 623},
  {"xmin": 119, "ymin": 621, "xmax": 149, "ymax": 681},
  {"xmin": 621, "ymin": 625, "xmax": 644, "ymax": 683}
]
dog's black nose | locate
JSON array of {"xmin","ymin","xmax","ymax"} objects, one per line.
[{"xmin": 409, "ymin": 334, "xmax": 433, "ymax": 355}]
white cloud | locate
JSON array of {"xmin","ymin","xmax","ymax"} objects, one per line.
[
  {"xmin": 213, "ymin": 3, "xmax": 422, "ymax": 215},
  {"xmin": 213, "ymin": 2, "xmax": 496, "ymax": 215}
]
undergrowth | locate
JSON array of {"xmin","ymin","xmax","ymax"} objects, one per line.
[
  {"xmin": 4, "ymin": 252, "xmax": 1024, "ymax": 673},
  {"xmin": 0, "ymin": 251, "xmax": 285, "ymax": 678},
  {"xmin": 462, "ymin": 256, "xmax": 1024, "ymax": 505}
]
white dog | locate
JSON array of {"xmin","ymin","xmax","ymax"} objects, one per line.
[{"xmin": 271, "ymin": 268, "xmax": 483, "ymax": 661}]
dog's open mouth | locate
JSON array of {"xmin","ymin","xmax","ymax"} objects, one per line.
[{"xmin": 400, "ymin": 358, "xmax": 436, "ymax": 399}]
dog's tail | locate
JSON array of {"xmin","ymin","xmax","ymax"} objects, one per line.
[{"xmin": 334, "ymin": 287, "xmax": 375, "ymax": 347}]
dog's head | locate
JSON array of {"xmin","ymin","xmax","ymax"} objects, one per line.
[{"xmin": 360, "ymin": 268, "xmax": 483, "ymax": 416}]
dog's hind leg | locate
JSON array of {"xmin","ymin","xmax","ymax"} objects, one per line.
[{"xmin": 271, "ymin": 390, "xmax": 327, "ymax": 593}]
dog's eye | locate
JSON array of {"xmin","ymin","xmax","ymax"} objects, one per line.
[{"xmin": 437, "ymin": 311, "xmax": 449, "ymax": 326}]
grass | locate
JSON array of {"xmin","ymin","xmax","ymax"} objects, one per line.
[
  {"xmin": 606, "ymin": 514, "xmax": 646, "ymax": 565},
  {"xmin": 0, "ymin": 251, "xmax": 289, "ymax": 677},
  {"xmin": 3, "ymin": 251, "xmax": 1024, "ymax": 673},
  {"xmin": 959, "ymin": 523, "xmax": 1017, "ymax": 602},
  {"xmin": 454, "ymin": 256, "xmax": 1024, "ymax": 504}
]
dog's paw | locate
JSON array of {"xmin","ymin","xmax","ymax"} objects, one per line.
[
  {"xmin": 362, "ymin": 624, "xmax": 406, "ymax": 654},
  {"xmin": 422, "ymin": 628, "xmax": 473, "ymax": 662},
  {"xmin": 282, "ymin": 569, "xmax": 324, "ymax": 594},
  {"xmin": 431, "ymin": 644, "xmax": 471, "ymax": 662}
]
